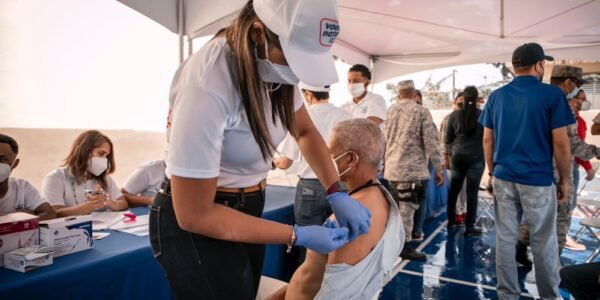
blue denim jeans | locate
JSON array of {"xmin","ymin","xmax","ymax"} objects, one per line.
[
  {"xmin": 294, "ymin": 178, "xmax": 331, "ymax": 263},
  {"xmin": 150, "ymin": 187, "xmax": 265, "ymax": 300},
  {"xmin": 493, "ymin": 178, "xmax": 561, "ymax": 300}
]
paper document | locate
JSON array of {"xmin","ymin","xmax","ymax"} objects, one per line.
[
  {"xmin": 118, "ymin": 225, "xmax": 149, "ymax": 237},
  {"xmin": 110, "ymin": 215, "xmax": 149, "ymax": 230},
  {"xmin": 91, "ymin": 211, "xmax": 131, "ymax": 230}
]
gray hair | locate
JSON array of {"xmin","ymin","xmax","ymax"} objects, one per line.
[{"xmin": 329, "ymin": 119, "xmax": 384, "ymax": 167}]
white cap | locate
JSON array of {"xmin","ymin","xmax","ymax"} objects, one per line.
[
  {"xmin": 299, "ymin": 82, "xmax": 330, "ymax": 92},
  {"xmin": 254, "ymin": 0, "xmax": 340, "ymax": 86}
]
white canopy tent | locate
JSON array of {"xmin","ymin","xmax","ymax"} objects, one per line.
[{"xmin": 116, "ymin": 0, "xmax": 600, "ymax": 83}]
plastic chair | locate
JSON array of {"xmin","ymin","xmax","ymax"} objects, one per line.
[
  {"xmin": 476, "ymin": 189, "xmax": 495, "ymax": 231},
  {"xmin": 577, "ymin": 217, "xmax": 600, "ymax": 263}
]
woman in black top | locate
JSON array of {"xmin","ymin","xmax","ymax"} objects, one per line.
[{"xmin": 445, "ymin": 86, "xmax": 484, "ymax": 236}]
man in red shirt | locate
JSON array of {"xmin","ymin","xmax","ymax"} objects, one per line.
[{"xmin": 566, "ymin": 89, "xmax": 595, "ymax": 251}]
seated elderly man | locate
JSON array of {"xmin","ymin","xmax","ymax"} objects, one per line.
[{"xmin": 269, "ymin": 119, "xmax": 404, "ymax": 300}]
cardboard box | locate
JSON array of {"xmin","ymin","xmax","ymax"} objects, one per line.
[
  {"xmin": 39, "ymin": 215, "xmax": 93, "ymax": 257},
  {"xmin": 0, "ymin": 212, "xmax": 39, "ymax": 267},
  {"xmin": 3, "ymin": 245, "xmax": 53, "ymax": 272}
]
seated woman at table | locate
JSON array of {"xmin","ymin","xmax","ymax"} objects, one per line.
[
  {"xmin": 42, "ymin": 130, "xmax": 127, "ymax": 217},
  {"xmin": 121, "ymin": 159, "xmax": 166, "ymax": 207},
  {"xmin": 269, "ymin": 119, "xmax": 404, "ymax": 300}
]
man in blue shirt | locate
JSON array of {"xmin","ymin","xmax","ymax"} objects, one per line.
[{"xmin": 479, "ymin": 43, "xmax": 574, "ymax": 300}]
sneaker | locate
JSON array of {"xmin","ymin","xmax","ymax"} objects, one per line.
[
  {"xmin": 464, "ymin": 227, "xmax": 483, "ymax": 237},
  {"xmin": 400, "ymin": 246, "xmax": 427, "ymax": 261},
  {"xmin": 564, "ymin": 236, "xmax": 586, "ymax": 251},
  {"xmin": 412, "ymin": 232, "xmax": 424, "ymax": 242},
  {"xmin": 455, "ymin": 214, "xmax": 464, "ymax": 224},
  {"xmin": 515, "ymin": 242, "xmax": 532, "ymax": 268}
]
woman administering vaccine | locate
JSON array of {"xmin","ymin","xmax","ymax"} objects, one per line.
[
  {"xmin": 42, "ymin": 130, "xmax": 127, "ymax": 217},
  {"xmin": 150, "ymin": 0, "xmax": 371, "ymax": 299}
]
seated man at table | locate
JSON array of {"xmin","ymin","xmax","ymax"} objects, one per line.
[
  {"xmin": 121, "ymin": 159, "xmax": 166, "ymax": 207},
  {"xmin": 269, "ymin": 119, "xmax": 404, "ymax": 300},
  {"xmin": 0, "ymin": 134, "xmax": 56, "ymax": 220}
]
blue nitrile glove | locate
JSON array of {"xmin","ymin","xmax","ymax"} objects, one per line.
[
  {"xmin": 327, "ymin": 192, "xmax": 371, "ymax": 241},
  {"xmin": 294, "ymin": 224, "xmax": 349, "ymax": 254}
]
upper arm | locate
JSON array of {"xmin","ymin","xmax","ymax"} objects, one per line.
[
  {"xmin": 293, "ymin": 105, "xmax": 319, "ymax": 140},
  {"xmin": 107, "ymin": 176, "xmax": 123, "ymax": 200},
  {"xmin": 170, "ymin": 176, "xmax": 218, "ymax": 230},
  {"xmin": 42, "ymin": 172, "xmax": 66, "ymax": 206},
  {"xmin": 25, "ymin": 181, "xmax": 47, "ymax": 212},
  {"xmin": 367, "ymin": 96, "xmax": 388, "ymax": 122},
  {"xmin": 552, "ymin": 126, "xmax": 569, "ymax": 147},
  {"xmin": 122, "ymin": 168, "xmax": 150, "ymax": 195},
  {"xmin": 483, "ymin": 127, "xmax": 494, "ymax": 144}
]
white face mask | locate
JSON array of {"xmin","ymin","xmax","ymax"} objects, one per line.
[
  {"xmin": 256, "ymin": 39, "xmax": 299, "ymax": 85},
  {"xmin": 88, "ymin": 157, "xmax": 108, "ymax": 176},
  {"xmin": 333, "ymin": 151, "xmax": 356, "ymax": 178},
  {"xmin": 581, "ymin": 100, "xmax": 592, "ymax": 111},
  {"xmin": 348, "ymin": 83, "xmax": 366, "ymax": 98},
  {"xmin": 0, "ymin": 159, "xmax": 17, "ymax": 182},
  {"xmin": 566, "ymin": 86, "xmax": 580, "ymax": 100}
]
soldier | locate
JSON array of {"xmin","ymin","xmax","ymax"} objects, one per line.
[
  {"xmin": 516, "ymin": 65, "xmax": 600, "ymax": 266},
  {"xmin": 383, "ymin": 80, "xmax": 444, "ymax": 261}
]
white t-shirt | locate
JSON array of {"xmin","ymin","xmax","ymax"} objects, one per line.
[
  {"xmin": 42, "ymin": 167, "xmax": 123, "ymax": 207},
  {"xmin": 0, "ymin": 177, "xmax": 48, "ymax": 215},
  {"xmin": 122, "ymin": 160, "xmax": 166, "ymax": 197},
  {"xmin": 279, "ymin": 103, "xmax": 351, "ymax": 179},
  {"xmin": 165, "ymin": 37, "xmax": 304, "ymax": 188},
  {"xmin": 341, "ymin": 91, "xmax": 387, "ymax": 121}
]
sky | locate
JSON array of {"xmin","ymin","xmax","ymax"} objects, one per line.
[{"xmin": 0, "ymin": 0, "xmax": 503, "ymax": 132}]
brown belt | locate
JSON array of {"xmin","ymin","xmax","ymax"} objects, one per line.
[{"xmin": 216, "ymin": 179, "xmax": 267, "ymax": 194}]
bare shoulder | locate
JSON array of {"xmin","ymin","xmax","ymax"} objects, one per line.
[{"xmin": 328, "ymin": 186, "xmax": 389, "ymax": 265}]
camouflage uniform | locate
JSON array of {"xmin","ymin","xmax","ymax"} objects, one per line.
[
  {"xmin": 519, "ymin": 119, "xmax": 600, "ymax": 252},
  {"xmin": 384, "ymin": 98, "xmax": 443, "ymax": 243}
]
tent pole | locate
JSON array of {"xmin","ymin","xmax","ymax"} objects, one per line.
[
  {"xmin": 178, "ymin": 0, "xmax": 184, "ymax": 64},
  {"xmin": 188, "ymin": 37, "xmax": 193, "ymax": 56},
  {"xmin": 370, "ymin": 56, "xmax": 377, "ymax": 91},
  {"xmin": 500, "ymin": 0, "xmax": 505, "ymax": 38}
]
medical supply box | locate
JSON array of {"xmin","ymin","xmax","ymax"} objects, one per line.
[
  {"xmin": 0, "ymin": 212, "xmax": 39, "ymax": 267},
  {"xmin": 4, "ymin": 245, "xmax": 53, "ymax": 272},
  {"xmin": 39, "ymin": 215, "xmax": 93, "ymax": 257}
]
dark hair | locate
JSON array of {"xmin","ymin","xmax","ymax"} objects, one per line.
[
  {"xmin": 0, "ymin": 134, "xmax": 18, "ymax": 154},
  {"xmin": 302, "ymin": 88, "xmax": 330, "ymax": 100},
  {"xmin": 454, "ymin": 91, "xmax": 464, "ymax": 102},
  {"xmin": 225, "ymin": 1, "xmax": 296, "ymax": 161},
  {"xmin": 63, "ymin": 130, "xmax": 115, "ymax": 190},
  {"xmin": 514, "ymin": 65, "xmax": 534, "ymax": 74},
  {"xmin": 349, "ymin": 64, "xmax": 371, "ymax": 80},
  {"xmin": 415, "ymin": 90, "xmax": 422, "ymax": 99},
  {"xmin": 461, "ymin": 86, "xmax": 479, "ymax": 136}
]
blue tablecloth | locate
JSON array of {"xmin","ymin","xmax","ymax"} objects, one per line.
[{"xmin": 0, "ymin": 185, "xmax": 297, "ymax": 300}]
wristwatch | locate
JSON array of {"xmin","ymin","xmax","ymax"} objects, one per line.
[{"xmin": 326, "ymin": 181, "xmax": 344, "ymax": 196}]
